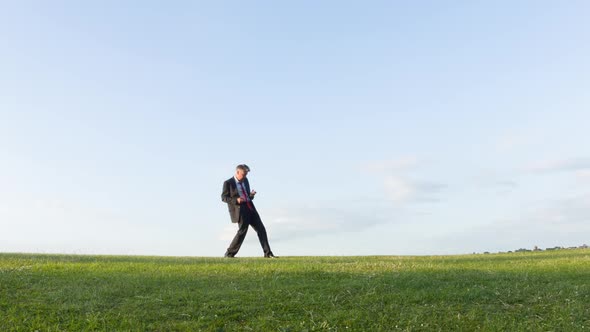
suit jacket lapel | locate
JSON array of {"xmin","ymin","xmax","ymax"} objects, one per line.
[
  {"xmin": 232, "ymin": 177, "xmax": 250, "ymax": 196},
  {"xmin": 228, "ymin": 177, "xmax": 237, "ymax": 198},
  {"xmin": 243, "ymin": 178, "xmax": 250, "ymax": 195}
]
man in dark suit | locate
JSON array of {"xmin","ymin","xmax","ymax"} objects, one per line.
[{"xmin": 221, "ymin": 164, "xmax": 276, "ymax": 258}]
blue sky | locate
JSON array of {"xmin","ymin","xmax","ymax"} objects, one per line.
[{"xmin": 1, "ymin": 1, "xmax": 589, "ymax": 256}]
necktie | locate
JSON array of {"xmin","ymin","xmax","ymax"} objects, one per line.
[{"xmin": 239, "ymin": 182, "xmax": 253, "ymax": 210}]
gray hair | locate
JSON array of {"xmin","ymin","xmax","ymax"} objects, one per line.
[{"xmin": 236, "ymin": 164, "xmax": 250, "ymax": 172}]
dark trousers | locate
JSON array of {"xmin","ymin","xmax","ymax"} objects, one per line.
[{"xmin": 225, "ymin": 207, "xmax": 272, "ymax": 257}]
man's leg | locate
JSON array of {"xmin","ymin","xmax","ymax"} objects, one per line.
[
  {"xmin": 249, "ymin": 210, "xmax": 273, "ymax": 256},
  {"xmin": 225, "ymin": 220, "xmax": 249, "ymax": 257}
]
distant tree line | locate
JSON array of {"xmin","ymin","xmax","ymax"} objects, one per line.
[{"xmin": 479, "ymin": 244, "xmax": 588, "ymax": 255}]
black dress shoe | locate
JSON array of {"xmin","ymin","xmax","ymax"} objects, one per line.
[
  {"xmin": 264, "ymin": 254, "xmax": 278, "ymax": 258},
  {"xmin": 224, "ymin": 254, "xmax": 235, "ymax": 258}
]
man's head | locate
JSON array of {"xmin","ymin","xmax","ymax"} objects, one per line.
[{"xmin": 235, "ymin": 164, "xmax": 250, "ymax": 181}]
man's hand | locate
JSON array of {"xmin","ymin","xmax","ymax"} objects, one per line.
[
  {"xmin": 250, "ymin": 190, "xmax": 257, "ymax": 197},
  {"xmin": 237, "ymin": 197, "xmax": 243, "ymax": 204}
]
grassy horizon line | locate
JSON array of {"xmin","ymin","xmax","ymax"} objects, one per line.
[{"xmin": 1, "ymin": 249, "xmax": 588, "ymax": 331}]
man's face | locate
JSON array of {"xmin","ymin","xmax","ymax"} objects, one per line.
[{"xmin": 236, "ymin": 169, "xmax": 248, "ymax": 181}]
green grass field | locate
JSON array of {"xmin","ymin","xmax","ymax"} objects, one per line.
[{"xmin": 1, "ymin": 249, "xmax": 589, "ymax": 331}]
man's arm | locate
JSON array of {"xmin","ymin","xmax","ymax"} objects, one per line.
[{"xmin": 221, "ymin": 180, "xmax": 238, "ymax": 205}]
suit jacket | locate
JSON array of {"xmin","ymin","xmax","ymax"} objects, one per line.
[{"xmin": 221, "ymin": 177, "xmax": 257, "ymax": 223}]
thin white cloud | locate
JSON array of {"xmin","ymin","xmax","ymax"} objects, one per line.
[
  {"xmin": 576, "ymin": 169, "xmax": 590, "ymax": 182},
  {"xmin": 493, "ymin": 129, "xmax": 540, "ymax": 153},
  {"xmin": 494, "ymin": 180, "xmax": 518, "ymax": 188},
  {"xmin": 219, "ymin": 204, "xmax": 390, "ymax": 243},
  {"xmin": 384, "ymin": 176, "xmax": 446, "ymax": 203},
  {"xmin": 362, "ymin": 157, "xmax": 446, "ymax": 204},
  {"xmin": 524, "ymin": 157, "xmax": 590, "ymax": 174},
  {"xmin": 468, "ymin": 174, "xmax": 519, "ymax": 195},
  {"xmin": 431, "ymin": 194, "xmax": 590, "ymax": 253},
  {"xmin": 384, "ymin": 176, "xmax": 414, "ymax": 202}
]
